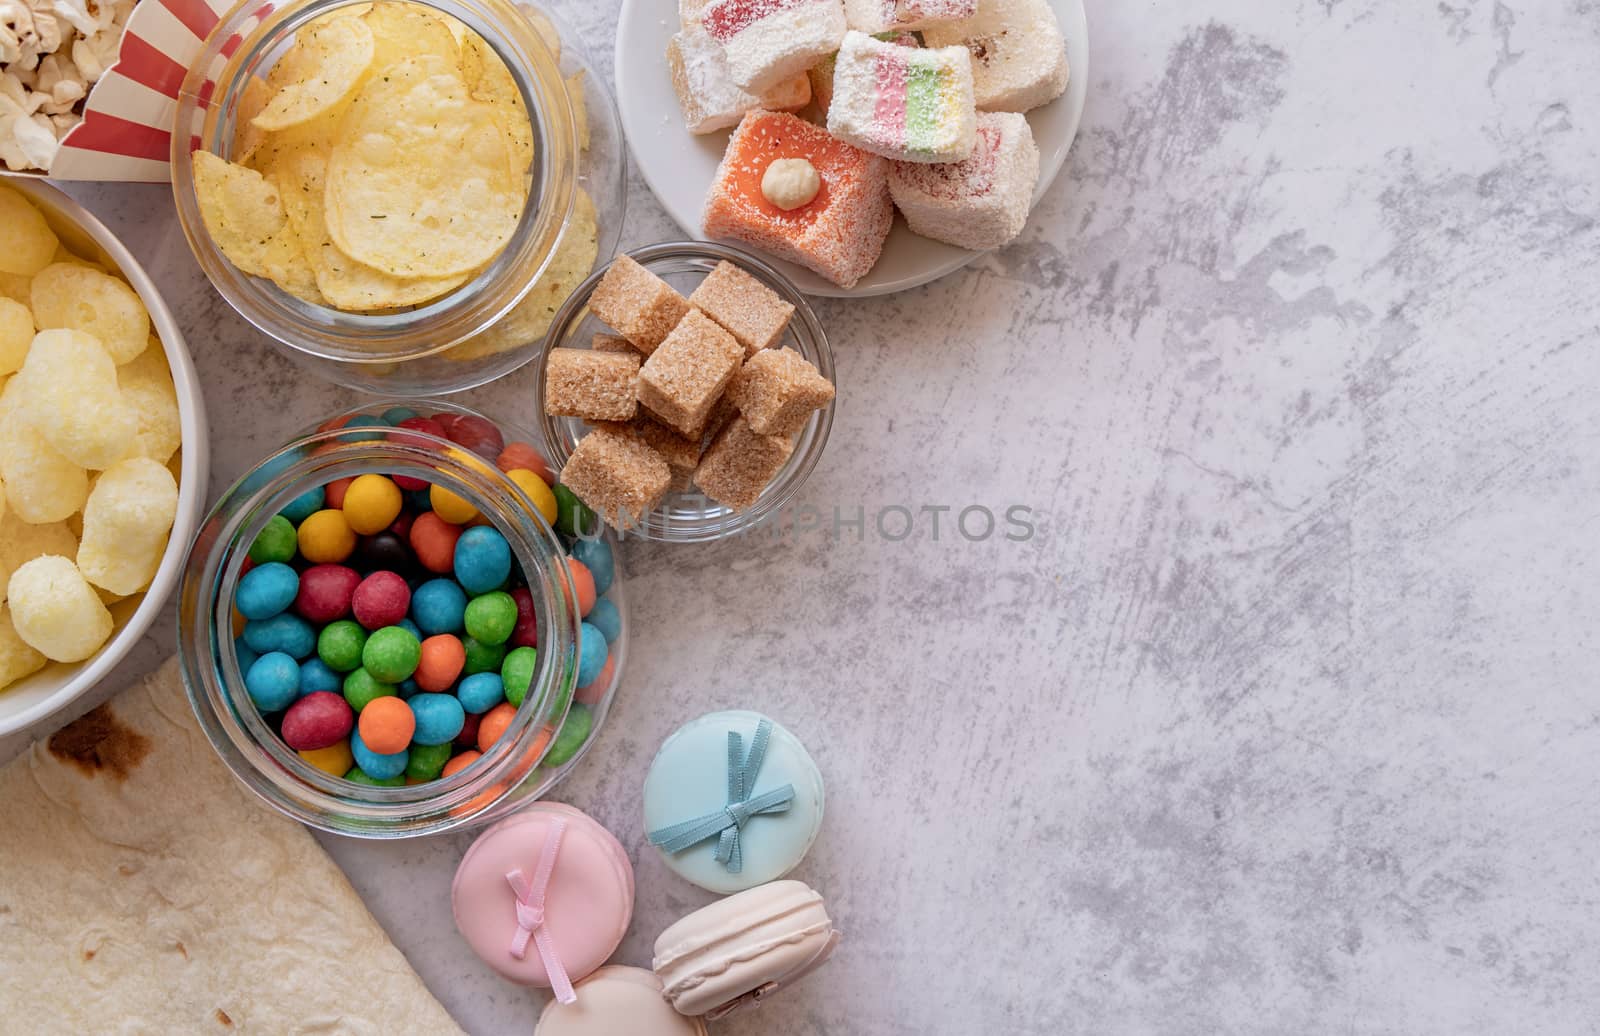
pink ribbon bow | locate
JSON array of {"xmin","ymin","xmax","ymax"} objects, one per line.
[{"xmin": 505, "ymin": 817, "xmax": 575, "ymax": 1004}]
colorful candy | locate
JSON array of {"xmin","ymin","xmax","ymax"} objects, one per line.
[
  {"xmin": 282, "ymin": 691, "xmax": 354, "ymax": 750},
  {"xmin": 826, "ymin": 31, "xmax": 977, "ymax": 163}
]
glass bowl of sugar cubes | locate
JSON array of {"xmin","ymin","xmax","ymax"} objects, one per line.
[{"xmin": 534, "ymin": 241, "xmax": 835, "ymax": 543}]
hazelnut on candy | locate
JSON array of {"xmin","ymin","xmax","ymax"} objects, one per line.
[{"xmin": 760, "ymin": 157, "xmax": 820, "ymax": 210}]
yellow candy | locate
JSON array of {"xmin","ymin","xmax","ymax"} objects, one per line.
[
  {"xmin": 298, "ymin": 508, "xmax": 357, "ymax": 563},
  {"xmin": 429, "ymin": 483, "xmax": 479, "ymax": 525},
  {"xmin": 342, "ymin": 473, "xmax": 402, "ymax": 535},
  {"xmin": 6, "ymin": 554, "xmax": 113, "ymax": 663},
  {"xmin": 0, "ymin": 297, "xmax": 32, "ymax": 376},
  {"xmin": 0, "ymin": 376, "xmax": 88, "ymax": 524},
  {"xmin": 0, "ymin": 604, "xmax": 46, "ymax": 692},
  {"xmin": 506, "ymin": 468, "xmax": 558, "ymax": 526},
  {"xmin": 117, "ymin": 340, "xmax": 182, "ymax": 465},
  {"xmin": 77, "ymin": 457, "xmax": 179, "ymax": 596},
  {"xmin": 14, "ymin": 328, "xmax": 139, "ymax": 470},
  {"xmin": 299, "ymin": 739, "xmax": 354, "ymax": 776},
  {"xmin": 0, "ymin": 512, "xmax": 78, "ymax": 605}
]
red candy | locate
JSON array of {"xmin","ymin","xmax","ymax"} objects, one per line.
[
  {"xmin": 324, "ymin": 476, "xmax": 355, "ymax": 510},
  {"xmin": 392, "ymin": 418, "xmax": 447, "ymax": 490},
  {"xmin": 282, "ymin": 691, "xmax": 354, "ymax": 751},
  {"xmin": 351, "ymin": 570, "xmax": 411, "ymax": 630},
  {"xmin": 456, "ymin": 709, "xmax": 483, "ymax": 749},
  {"xmin": 295, "ymin": 564, "xmax": 360, "ymax": 624},
  {"xmin": 409, "ymin": 511, "xmax": 463, "ymax": 574},
  {"xmin": 442, "ymin": 413, "xmax": 504, "ymax": 460},
  {"xmin": 510, "ymin": 587, "xmax": 538, "ymax": 648},
  {"xmin": 388, "ymin": 511, "xmax": 415, "ymax": 539},
  {"xmin": 496, "ymin": 441, "xmax": 555, "ymax": 485}
]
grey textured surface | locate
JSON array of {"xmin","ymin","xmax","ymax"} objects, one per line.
[{"xmin": 4, "ymin": 0, "xmax": 1600, "ymax": 1032}]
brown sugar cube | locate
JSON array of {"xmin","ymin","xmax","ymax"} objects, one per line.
[
  {"xmin": 591, "ymin": 333, "xmax": 638, "ymax": 355},
  {"xmin": 693, "ymin": 416, "xmax": 795, "ymax": 511},
  {"xmin": 700, "ymin": 393, "xmax": 740, "ymax": 448},
  {"xmin": 544, "ymin": 348, "xmax": 640, "ymax": 422},
  {"xmin": 588, "ymin": 255, "xmax": 691, "ymax": 355},
  {"xmin": 559, "ymin": 426, "xmax": 672, "ymax": 529},
  {"xmin": 726, "ymin": 346, "xmax": 836, "ymax": 437},
  {"xmin": 598, "ymin": 414, "xmax": 703, "ymax": 492},
  {"xmin": 637, "ymin": 309, "xmax": 744, "ymax": 438},
  {"xmin": 688, "ymin": 260, "xmax": 796, "ymax": 357}
]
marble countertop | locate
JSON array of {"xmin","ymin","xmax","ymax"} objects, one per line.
[{"xmin": 5, "ymin": 0, "xmax": 1600, "ymax": 1031}]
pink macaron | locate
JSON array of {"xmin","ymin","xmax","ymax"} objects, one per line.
[{"xmin": 452, "ymin": 802, "xmax": 635, "ymax": 992}]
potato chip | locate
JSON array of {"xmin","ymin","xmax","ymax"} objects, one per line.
[
  {"xmin": 275, "ymin": 150, "xmax": 465, "ymax": 310},
  {"xmin": 461, "ymin": 33, "xmax": 534, "ymax": 179},
  {"xmin": 449, "ymin": 188, "xmax": 598, "ymax": 362},
  {"xmin": 364, "ymin": 0, "xmax": 460, "ymax": 70},
  {"xmin": 567, "ymin": 70, "xmax": 590, "ymax": 151},
  {"xmin": 192, "ymin": 150, "xmax": 321, "ymax": 301},
  {"xmin": 0, "ymin": 187, "xmax": 57, "ymax": 277},
  {"xmin": 231, "ymin": 76, "xmax": 272, "ymax": 164},
  {"xmin": 29, "ymin": 264, "xmax": 149, "ymax": 365},
  {"xmin": 326, "ymin": 55, "xmax": 523, "ymax": 278},
  {"xmin": 526, "ymin": 8, "xmax": 561, "ymax": 64},
  {"xmin": 0, "ymin": 297, "xmax": 32, "ymax": 376},
  {"xmin": 253, "ymin": 16, "xmax": 376, "ymax": 132},
  {"xmin": 118, "ymin": 340, "xmax": 183, "ymax": 465}
]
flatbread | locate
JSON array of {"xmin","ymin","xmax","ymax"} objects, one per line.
[{"xmin": 0, "ymin": 659, "xmax": 465, "ymax": 1034}]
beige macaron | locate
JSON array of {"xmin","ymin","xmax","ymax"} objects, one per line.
[
  {"xmin": 652, "ymin": 880, "xmax": 841, "ymax": 1019},
  {"xmin": 535, "ymin": 966, "xmax": 706, "ymax": 1036}
]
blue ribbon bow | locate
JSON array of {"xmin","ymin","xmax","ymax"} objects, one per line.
[{"xmin": 648, "ymin": 718, "xmax": 795, "ymax": 874}]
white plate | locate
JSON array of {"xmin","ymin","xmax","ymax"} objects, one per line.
[{"xmin": 614, "ymin": 0, "xmax": 1089, "ymax": 298}]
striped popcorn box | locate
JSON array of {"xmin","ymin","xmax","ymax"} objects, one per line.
[
  {"xmin": 825, "ymin": 29, "xmax": 976, "ymax": 163},
  {"xmin": 2, "ymin": 0, "xmax": 263, "ymax": 181}
]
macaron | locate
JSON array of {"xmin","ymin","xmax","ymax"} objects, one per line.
[
  {"xmin": 653, "ymin": 880, "xmax": 841, "ymax": 1020},
  {"xmin": 643, "ymin": 710, "xmax": 824, "ymax": 893},
  {"xmin": 536, "ymin": 966, "xmax": 706, "ymax": 1036},
  {"xmin": 452, "ymin": 803, "xmax": 634, "ymax": 990}
]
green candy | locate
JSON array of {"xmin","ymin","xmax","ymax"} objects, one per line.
[
  {"xmin": 405, "ymin": 741, "xmax": 453, "ymax": 781},
  {"xmin": 501, "ymin": 646, "xmax": 538, "ymax": 706},
  {"xmin": 318, "ymin": 620, "xmax": 367, "ymax": 672},
  {"xmin": 541, "ymin": 703, "xmax": 592, "ymax": 769},
  {"xmin": 553, "ymin": 484, "xmax": 595, "ymax": 537},
  {"xmin": 363, "ymin": 625, "xmax": 421, "ymax": 683},
  {"xmin": 462, "ymin": 635, "xmax": 506, "ymax": 676},
  {"xmin": 344, "ymin": 766, "xmax": 405, "ymax": 787},
  {"xmin": 343, "ymin": 667, "xmax": 396, "ymax": 712},
  {"xmin": 464, "ymin": 591, "xmax": 517, "ymax": 646},
  {"xmin": 249, "ymin": 514, "xmax": 299, "ymax": 564}
]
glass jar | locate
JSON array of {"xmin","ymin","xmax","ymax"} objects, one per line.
[
  {"xmin": 536, "ymin": 241, "xmax": 836, "ymax": 542},
  {"xmin": 178, "ymin": 400, "xmax": 627, "ymax": 838},
  {"xmin": 170, "ymin": 0, "xmax": 625, "ymax": 395}
]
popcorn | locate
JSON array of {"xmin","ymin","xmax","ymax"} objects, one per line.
[
  {"xmin": 76, "ymin": 455, "xmax": 177, "ymax": 596},
  {"xmin": 13, "ymin": 327, "xmax": 139, "ymax": 469},
  {"xmin": 0, "ymin": 0, "xmax": 136, "ymax": 171},
  {"xmin": 0, "ymin": 375, "xmax": 88, "ymax": 523},
  {"xmin": 0, "ymin": 603, "xmax": 46, "ymax": 688},
  {"xmin": 5, "ymin": 552, "xmax": 113, "ymax": 662}
]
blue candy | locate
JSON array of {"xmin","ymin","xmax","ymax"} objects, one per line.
[
  {"xmin": 245, "ymin": 651, "xmax": 300, "ymax": 711},
  {"xmin": 398, "ymin": 677, "xmax": 419, "ymax": 698},
  {"xmin": 279, "ymin": 485, "xmax": 325, "ymax": 524},
  {"xmin": 412, "ymin": 578, "xmax": 467, "ymax": 635},
  {"xmin": 397, "ymin": 618, "xmax": 423, "ymax": 642},
  {"xmin": 456, "ymin": 672, "xmax": 504, "ymax": 714},
  {"xmin": 381, "ymin": 406, "xmax": 418, "ymax": 425},
  {"xmin": 577, "ymin": 622, "xmax": 607, "ymax": 686},
  {"xmin": 234, "ymin": 636, "xmax": 258, "ymax": 676},
  {"xmin": 243, "ymin": 613, "xmax": 317, "ymax": 659},
  {"xmin": 453, "ymin": 526, "xmax": 511, "ymax": 594},
  {"xmin": 337, "ymin": 415, "xmax": 389, "ymax": 443},
  {"xmin": 235, "ymin": 561, "xmax": 300, "ymax": 620},
  {"xmin": 299, "ymin": 658, "xmax": 341, "ymax": 696},
  {"xmin": 406, "ymin": 488, "xmax": 433, "ymax": 513},
  {"xmin": 570, "ymin": 538, "xmax": 613, "ymax": 595},
  {"xmin": 586, "ymin": 598, "xmax": 622, "ymax": 644},
  {"xmin": 410, "ymin": 693, "xmax": 466, "ymax": 745},
  {"xmin": 351, "ymin": 730, "xmax": 408, "ymax": 779}
]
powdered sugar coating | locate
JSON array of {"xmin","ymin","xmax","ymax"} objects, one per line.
[
  {"xmin": 702, "ymin": 0, "xmax": 847, "ymax": 92},
  {"xmin": 668, "ymin": 24, "xmax": 811, "ymax": 135},
  {"xmin": 703, "ymin": 110, "xmax": 894, "ymax": 289},
  {"xmin": 921, "ymin": 0, "xmax": 1068, "ymax": 113},
  {"xmin": 842, "ymin": 0, "xmax": 975, "ymax": 33},
  {"xmin": 888, "ymin": 109, "xmax": 1039, "ymax": 250},
  {"xmin": 826, "ymin": 31, "xmax": 977, "ymax": 163}
]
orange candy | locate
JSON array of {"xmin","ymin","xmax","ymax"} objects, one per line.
[
  {"xmin": 477, "ymin": 701, "xmax": 517, "ymax": 752},
  {"xmin": 409, "ymin": 511, "xmax": 463, "ymax": 573},
  {"xmin": 358, "ymin": 696, "xmax": 415, "ymax": 754},
  {"xmin": 442, "ymin": 750, "xmax": 481, "ymax": 777},
  {"xmin": 574, "ymin": 652, "xmax": 615, "ymax": 706},
  {"xmin": 496, "ymin": 441, "xmax": 554, "ymax": 484},
  {"xmin": 565, "ymin": 557, "xmax": 595, "ymax": 618},
  {"xmin": 415, "ymin": 634, "xmax": 466, "ymax": 692},
  {"xmin": 323, "ymin": 476, "xmax": 355, "ymax": 510}
]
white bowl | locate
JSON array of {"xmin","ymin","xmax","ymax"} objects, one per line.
[{"xmin": 0, "ymin": 182, "xmax": 209, "ymax": 737}]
